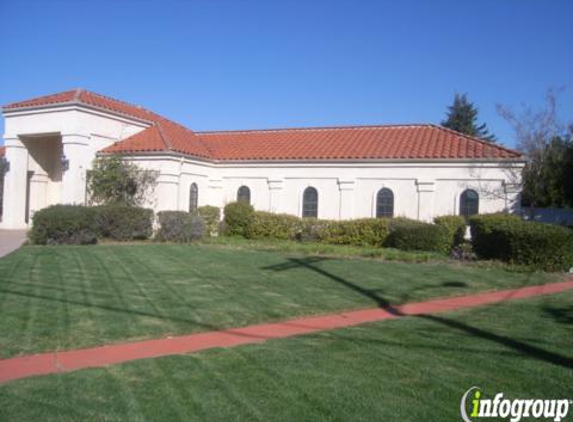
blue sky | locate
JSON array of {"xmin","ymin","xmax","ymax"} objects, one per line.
[{"xmin": 0, "ymin": 0, "xmax": 571, "ymax": 148}]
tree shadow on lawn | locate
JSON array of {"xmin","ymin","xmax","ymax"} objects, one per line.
[{"xmin": 262, "ymin": 257, "xmax": 573, "ymax": 370}]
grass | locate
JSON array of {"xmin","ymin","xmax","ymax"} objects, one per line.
[
  {"xmin": 0, "ymin": 290, "xmax": 570, "ymax": 421},
  {"xmin": 200, "ymin": 236, "xmax": 447, "ymax": 262},
  {"xmin": 0, "ymin": 243, "xmax": 553, "ymax": 358}
]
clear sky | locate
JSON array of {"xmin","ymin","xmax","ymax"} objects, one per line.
[{"xmin": 0, "ymin": 0, "xmax": 571, "ymax": 148}]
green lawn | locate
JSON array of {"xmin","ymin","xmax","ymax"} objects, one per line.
[
  {"xmin": 0, "ymin": 289, "xmax": 571, "ymax": 421},
  {"xmin": 0, "ymin": 243, "xmax": 553, "ymax": 358}
]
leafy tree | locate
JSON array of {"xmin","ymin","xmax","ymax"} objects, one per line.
[
  {"xmin": 87, "ymin": 155, "xmax": 158, "ymax": 207},
  {"xmin": 498, "ymin": 89, "xmax": 573, "ymax": 208},
  {"xmin": 442, "ymin": 93, "xmax": 497, "ymax": 142}
]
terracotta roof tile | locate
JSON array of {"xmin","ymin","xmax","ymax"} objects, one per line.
[
  {"xmin": 3, "ymin": 90, "xmax": 522, "ymax": 161},
  {"xmin": 0, "ymin": 146, "xmax": 5, "ymax": 157}
]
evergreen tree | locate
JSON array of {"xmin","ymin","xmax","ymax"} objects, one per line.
[{"xmin": 442, "ymin": 93, "xmax": 497, "ymax": 142}]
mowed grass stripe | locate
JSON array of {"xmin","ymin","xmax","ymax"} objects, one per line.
[{"xmin": 0, "ymin": 243, "xmax": 553, "ymax": 358}]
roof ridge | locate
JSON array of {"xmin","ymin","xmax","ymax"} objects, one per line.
[
  {"xmin": 155, "ymin": 123, "xmax": 173, "ymax": 150},
  {"xmin": 198, "ymin": 123, "xmax": 431, "ymax": 135},
  {"xmin": 428, "ymin": 124, "xmax": 520, "ymax": 155}
]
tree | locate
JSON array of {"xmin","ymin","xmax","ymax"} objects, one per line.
[
  {"xmin": 87, "ymin": 155, "xmax": 158, "ymax": 207},
  {"xmin": 442, "ymin": 93, "xmax": 497, "ymax": 142},
  {"xmin": 497, "ymin": 89, "xmax": 573, "ymax": 208}
]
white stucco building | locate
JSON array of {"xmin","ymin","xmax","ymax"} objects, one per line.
[{"xmin": 0, "ymin": 89, "xmax": 524, "ymax": 229}]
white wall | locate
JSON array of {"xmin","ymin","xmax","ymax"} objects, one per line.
[{"xmin": 1, "ymin": 104, "xmax": 523, "ymax": 229}]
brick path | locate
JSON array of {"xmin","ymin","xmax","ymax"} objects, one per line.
[{"xmin": 1, "ymin": 279, "xmax": 572, "ymax": 384}]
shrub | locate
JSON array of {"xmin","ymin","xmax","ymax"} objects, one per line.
[
  {"xmin": 223, "ymin": 202, "xmax": 255, "ymax": 236},
  {"xmin": 318, "ymin": 219, "xmax": 390, "ymax": 247},
  {"xmin": 434, "ymin": 215, "xmax": 467, "ymax": 251},
  {"xmin": 156, "ymin": 211, "xmax": 205, "ymax": 242},
  {"xmin": 197, "ymin": 206, "xmax": 221, "ymax": 236},
  {"xmin": 246, "ymin": 211, "xmax": 301, "ymax": 240},
  {"xmin": 470, "ymin": 214, "xmax": 573, "ymax": 271},
  {"xmin": 469, "ymin": 213, "xmax": 521, "ymax": 259},
  {"xmin": 29, "ymin": 205, "xmax": 98, "ymax": 245},
  {"xmin": 296, "ymin": 218, "xmax": 332, "ymax": 243},
  {"xmin": 94, "ymin": 206, "xmax": 154, "ymax": 241},
  {"xmin": 386, "ymin": 219, "xmax": 451, "ymax": 254}
]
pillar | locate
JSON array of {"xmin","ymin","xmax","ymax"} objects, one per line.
[
  {"xmin": 338, "ymin": 178, "xmax": 355, "ymax": 220},
  {"xmin": 1, "ymin": 137, "xmax": 29, "ymax": 229},
  {"xmin": 268, "ymin": 178, "xmax": 284, "ymax": 213},
  {"xmin": 61, "ymin": 134, "xmax": 90, "ymax": 205},
  {"xmin": 416, "ymin": 179, "xmax": 435, "ymax": 222}
]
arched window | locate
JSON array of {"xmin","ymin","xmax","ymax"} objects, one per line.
[
  {"xmin": 460, "ymin": 189, "xmax": 479, "ymax": 218},
  {"xmin": 302, "ymin": 187, "xmax": 318, "ymax": 218},
  {"xmin": 376, "ymin": 188, "xmax": 394, "ymax": 218},
  {"xmin": 237, "ymin": 186, "xmax": 251, "ymax": 204},
  {"xmin": 189, "ymin": 183, "xmax": 198, "ymax": 213}
]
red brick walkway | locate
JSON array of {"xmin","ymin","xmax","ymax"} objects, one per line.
[{"xmin": 1, "ymin": 279, "xmax": 572, "ymax": 384}]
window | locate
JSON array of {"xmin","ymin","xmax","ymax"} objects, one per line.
[
  {"xmin": 189, "ymin": 183, "xmax": 198, "ymax": 212},
  {"xmin": 460, "ymin": 189, "xmax": 479, "ymax": 218},
  {"xmin": 376, "ymin": 188, "xmax": 394, "ymax": 218},
  {"xmin": 237, "ymin": 185, "xmax": 251, "ymax": 204},
  {"xmin": 302, "ymin": 187, "xmax": 318, "ymax": 218}
]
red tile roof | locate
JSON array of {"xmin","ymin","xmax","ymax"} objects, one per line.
[
  {"xmin": 0, "ymin": 146, "xmax": 5, "ymax": 157},
  {"xmin": 3, "ymin": 90, "xmax": 521, "ymax": 161}
]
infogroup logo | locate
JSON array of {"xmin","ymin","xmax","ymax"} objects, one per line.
[{"xmin": 460, "ymin": 387, "xmax": 571, "ymax": 422}]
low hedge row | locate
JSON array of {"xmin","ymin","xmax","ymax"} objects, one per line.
[
  {"xmin": 223, "ymin": 201, "xmax": 461, "ymax": 254},
  {"xmin": 155, "ymin": 211, "xmax": 205, "ymax": 243},
  {"xmin": 197, "ymin": 206, "xmax": 221, "ymax": 236},
  {"xmin": 470, "ymin": 214, "xmax": 573, "ymax": 271},
  {"xmin": 30, "ymin": 205, "xmax": 218, "ymax": 245},
  {"xmin": 386, "ymin": 219, "xmax": 452, "ymax": 254}
]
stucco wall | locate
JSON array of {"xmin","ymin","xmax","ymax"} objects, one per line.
[{"xmin": 1, "ymin": 104, "xmax": 522, "ymax": 229}]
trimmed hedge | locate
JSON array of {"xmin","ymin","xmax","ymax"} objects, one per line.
[
  {"xmin": 197, "ymin": 206, "xmax": 221, "ymax": 236},
  {"xmin": 29, "ymin": 205, "xmax": 98, "ymax": 245},
  {"xmin": 94, "ymin": 206, "xmax": 153, "ymax": 241},
  {"xmin": 386, "ymin": 219, "xmax": 451, "ymax": 254},
  {"xmin": 223, "ymin": 202, "xmax": 255, "ymax": 236},
  {"xmin": 469, "ymin": 213, "xmax": 521, "ymax": 260},
  {"xmin": 470, "ymin": 214, "xmax": 573, "ymax": 271},
  {"xmin": 318, "ymin": 219, "xmax": 390, "ymax": 247},
  {"xmin": 155, "ymin": 211, "xmax": 205, "ymax": 242},
  {"xmin": 434, "ymin": 215, "xmax": 467, "ymax": 251},
  {"xmin": 246, "ymin": 212, "xmax": 302, "ymax": 240}
]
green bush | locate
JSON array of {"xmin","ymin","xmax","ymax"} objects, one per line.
[
  {"xmin": 470, "ymin": 214, "xmax": 573, "ymax": 271},
  {"xmin": 94, "ymin": 206, "xmax": 153, "ymax": 241},
  {"xmin": 434, "ymin": 215, "xmax": 467, "ymax": 251},
  {"xmin": 469, "ymin": 213, "xmax": 521, "ymax": 259},
  {"xmin": 223, "ymin": 202, "xmax": 255, "ymax": 236},
  {"xmin": 197, "ymin": 206, "xmax": 221, "ymax": 236},
  {"xmin": 246, "ymin": 211, "xmax": 301, "ymax": 240},
  {"xmin": 386, "ymin": 219, "xmax": 451, "ymax": 254},
  {"xmin": 29, "ymin": 205, "xmax": 98, "ymax": 245},
  {"xmin": 318, "ymin": 219, "xmax": 390, "ymax": 247},
  {"xmin": 156, "ymin": 211, "xmax": 205, "ymax": 242}
]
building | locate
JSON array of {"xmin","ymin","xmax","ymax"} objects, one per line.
[{"xmin": 0, "ymin": 89, "xmax": 523, "ymax": 229}]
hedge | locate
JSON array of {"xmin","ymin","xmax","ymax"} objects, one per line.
[
  {"xmin": 245, "ymin": 211, "xmax": 302, "ymax": 240},
  {"xmin": 155, "ymin": 211, "xmax": 205, "ymax": 242},
  {"xmin": 469, "ymin": 213, "xmax": 522, "ymax": 260},
  {"xmin": 197, "ymin": 206, "xmax": 221, "ymax": 236},
  {"xmin": 470, "ymin": 214, "xmax": 573, "ymax": 271},
  {"xmin": 94, "ymin": 206, "xmax": 154, "ymax": 241},
  {"xmin": 223, "ymin": 202, "xmax": 255, "ymax": 236},
  {"xmin": 434, "ymin": 215, "xmax": 467, "ymax": 251},
  {"xmin": 318, "ymin": 219, "xmax": 390, "ymax": 247},
  {"xmin": 386, "ymin": 219, "xmax": 451, "ymax": 254},
  {"xmin": 29, "ymin": 205, "xmax": 98, "ymax": 245}
]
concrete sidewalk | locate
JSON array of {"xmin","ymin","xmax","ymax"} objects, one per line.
[{"xmin": 0, "ymin": 230, "xmax": 27, "ymax": 258}]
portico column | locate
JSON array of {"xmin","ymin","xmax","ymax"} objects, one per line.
[
  {"xmin": 338, "ymin": 178, "xmax": 355, "ymax": 220},
  {"xmin": 1, "ymin": 137, "xmax": 29, "ymax": 229},
  {"xmin": 416, "ymin": 179, "xmax": 435, "ymax": 222},
  {"xmin": 61, "ymin": 134, "xmax": 90, "ymax": 205},
  {"xmin": 268, "ymin": 178, "xmax": 284, "ymax": 213}
]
